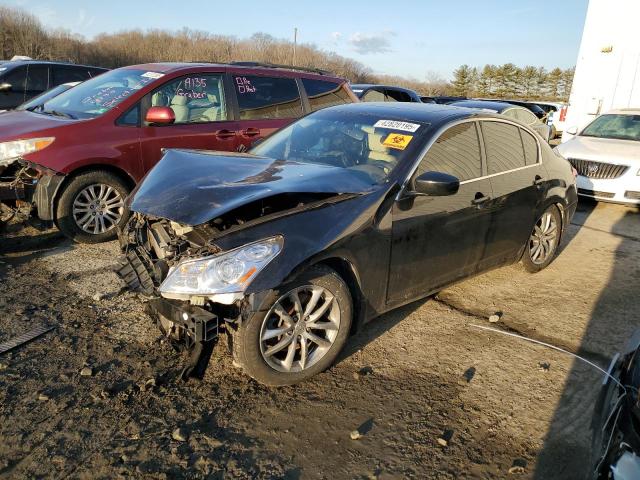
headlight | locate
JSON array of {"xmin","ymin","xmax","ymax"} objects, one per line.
[
  {"xmin": 0, "ymin": 137, "xmax": 54, "ymax": 164},
  {"xmin": 159, "ymin": 236, "xmax": 284, "ymax": 296}
]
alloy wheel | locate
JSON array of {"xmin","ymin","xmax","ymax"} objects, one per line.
[
  {"xmin": 529, "ymin": 211, "xmax": 558, "ymax": 265},
  {"xmin": 260, "ymin": 285, "xmax": 341, "ymax": 373},
  {"xmin": 72, "ymin": 183, "xmax": 124, "ymax": 235}
]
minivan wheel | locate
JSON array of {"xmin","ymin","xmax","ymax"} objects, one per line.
[
  {"xmin": 56, "ymin": 170, "xmax": 130, "ymax": 243},
  {"xmin": 232, "ymin": 265, "xmax": 352, "ymax": 386},
  {"xmin": 522, "ymin": 205, "xmax": 561, "ymax": 273}
]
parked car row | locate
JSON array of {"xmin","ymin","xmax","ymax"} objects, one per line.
[{"xmin": 0, "ymin": 57, "xmax": 581, "ymax": 386}]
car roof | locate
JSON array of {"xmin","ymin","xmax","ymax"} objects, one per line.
[
  {"xmin": 320, "ymin": 101, "xmax": 502, "ymax": 123},
  {"xmin": 447, "ymin": 99, "xmax": 516, "ymax": 113},
  {"xmin": 1, "ymin": 60, "xmax": 107, "ymax": 69},
  {"xmin": 605, "ymin": 108, "xmax": 640, "ymax": 115},
  {"xmin": 350, "ymin": 84, "xmax": 418, "ymax": 94},
  {"xmin": 123, "ymin": 62, "xmax": 345, "ymax": 82}
]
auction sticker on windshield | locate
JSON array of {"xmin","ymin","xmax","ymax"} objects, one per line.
[
  {"xmin": 141, "ymin": 72, "xmax": 164, "ymax": 79},
  {"xmin": 383, "ymin": 133, "xmax": 413, "ymax": 150},
  {"xmin": 374, "ymin": 120, "xmax": 421, "ymax": 132}
]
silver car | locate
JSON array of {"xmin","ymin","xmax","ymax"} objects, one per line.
[{"xmin": 556, "ymin": 109, "xmax": 640, "ymax": 205}]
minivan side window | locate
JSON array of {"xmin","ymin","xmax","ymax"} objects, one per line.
[
  {"xmin": 234, "ymin": 75, "xmax": 302, "ymax": 120},
  {"xmin": 301, "ymin": 78, "xmax": 350, "ymax": 112},
  {"xmin": 52, "ymin": 67, "xmax": 89, "ymax": 85},
  {"xmin": 417, "ymin": 122, "xmax": 482, "ymax": 182},
  {"xmin": 3, "ymin": 66, "xmax": 28, "ymax": 92},
  {"xmin": 26, "ymin": 65, "xmax": 49, "ymax": 92},
  {"xmin": 150, "ymin": 73, "xmax": 227, "ymax": 124},
  {"xmin": 482, "ymin": 121, "xmax": 527, "ymax": 174},
  {"xmin": 520, "ymin": 129, "xmax": 539, "ymax": 166}
]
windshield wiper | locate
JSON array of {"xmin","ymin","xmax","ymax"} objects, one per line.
[{"xmin": 42, "ymin": 109, "xmax": 76, "ymax": 119}]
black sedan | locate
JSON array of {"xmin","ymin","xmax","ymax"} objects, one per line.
[{"xmin": 119, "ymin": 102, "xmax": 578, "ymax": 386}]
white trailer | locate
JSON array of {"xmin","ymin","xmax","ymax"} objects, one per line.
[{"xmin": 562, "ymin": 0, "xmax": 640, "ymax": 142}]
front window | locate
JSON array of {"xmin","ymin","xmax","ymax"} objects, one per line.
[
  {"xmin": 581, "ymin": 114, "xmax": 640, "ymax": 141},
  {"xmin": 39, "ymin": 69, "xmax": 163, "ymax": 120},
  {"xmin": 251, "ymin": 110, "xmax": 427, "ymax": 185}
]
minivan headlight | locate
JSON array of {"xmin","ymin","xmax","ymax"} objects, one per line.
[
  {"xmin": 0, "ymin": 137, "xmax": 54, "ymax": 164},
  {"xmin": 159, "ymin": 236, "xmax": 284, "ymax": 296}
]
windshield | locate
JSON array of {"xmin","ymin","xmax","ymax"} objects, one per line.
[
  {"xmin": 250, "ymin": 110, "xmax": 427, "ymax": 184},
  {"xmin": 38, "ymin": 69, "xmax": 163, "ymax": 119},
  {"xmin": 581, "ymin": 114, "xmax": 640, "ymax": 141},
  {"xmin": 18, "ymin": 83, "xmax": 76, "ymax": 111}
]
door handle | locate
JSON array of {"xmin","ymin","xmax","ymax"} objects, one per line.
[
  {"xmin": 533, "ymin": 175, "xmax": 544, "ymax": 186},
  {"xmin": 215, "ymin": 129, "xmax": 237, "ymax": 139},
  {"xmin": 241, "ymin": 127, "xmax": 260, "ymax": 137},
  {"xmin": 471, "ymin": 193, "xmax": 491, "ymax": 206}
]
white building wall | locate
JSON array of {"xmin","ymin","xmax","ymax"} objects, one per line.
[{"xmin": 562, "ymin": 0, "xmax": 640, "ymax": 141}]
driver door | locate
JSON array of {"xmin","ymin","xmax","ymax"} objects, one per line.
[{"xmin": 387, "ymin": 121, "xmax": 493, "ymax": 304}]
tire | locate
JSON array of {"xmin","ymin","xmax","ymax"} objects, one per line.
[
  {"xmin": 232, "ymin": 265, "xmax": 352, "ymax": 386},
  {"xmin": 55, "ymin": 170, "xmax": 130, "ymax": 243},
  {"xmin": 522, "ymin": 205, "xmax": 562, "ymax": 273}
]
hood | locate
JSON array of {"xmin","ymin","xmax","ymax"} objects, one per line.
[
  {"xmin": 556, "ymin": 135, "xmax": 640, "ymax": 165},
  {"xmin": 0, "ymin": 110, "xmax": 77, "ymax": 140},
  {"xmin": 128, "ymin": 149, "xmax": 377, "ymax": 226}
]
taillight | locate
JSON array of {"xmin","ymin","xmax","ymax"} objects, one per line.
[{"xmin": 559, "ymin": 106, "xmax": 568, "ymax": 122}]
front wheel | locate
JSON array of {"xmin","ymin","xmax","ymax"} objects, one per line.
[
  {"xmin": 55, "ymin": 170, "xmax": 130, "ymax": 243},
  {"xmin": 232, "ymin": 266, "xmax": 352, "ymax": 386},
  {"xmin": 522, "ymin": 205, "xmax": 562, "ymax": 273}
]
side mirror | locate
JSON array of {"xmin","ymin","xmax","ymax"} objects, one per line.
[
  {"xmin": 566, "ymin": 126, "xmax": 578, "ymax": 135},
  {"xmin": 145, "ymin": 106, "xmax": 175, "ymax": 125},
  {"xmin": 0, "ymin": 82, "xmax": 12, "ymax": 92},
  {"xmin": 412, "ymin": 171, "xmax": 460, "ymax": 196}
]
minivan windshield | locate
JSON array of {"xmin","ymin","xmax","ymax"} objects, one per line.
[
  {"xmin": 581, "ymin": 114, "xmax": 640, "ymax": 142},
  {"xmin": 38, "ymin": 69, "xmax": 162, "ymax": 120},
  {"xmin": 250, "ymin": 110, "xmax": 427, "ymax": 185}
]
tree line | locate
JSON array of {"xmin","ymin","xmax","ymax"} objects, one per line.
[{"xmin": 1, "ymin": 6, "xmax": 572, "ymax": 101}]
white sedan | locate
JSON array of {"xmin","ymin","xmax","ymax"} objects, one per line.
[{"xmin": 556, "ymin": 109, "xmax": 640, "ymax": 205}]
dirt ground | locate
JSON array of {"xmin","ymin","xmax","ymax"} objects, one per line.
[{"xmin": 0, "ymin": 200, "xmax": 638, "ymax": 479}]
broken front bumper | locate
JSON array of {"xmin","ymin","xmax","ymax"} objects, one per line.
[{"xmin": 146, "ymin": 297, "xmax": 219, "ymax": 344}]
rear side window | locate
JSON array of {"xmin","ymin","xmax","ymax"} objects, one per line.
[
  {"xmin": 234, "ymin": 75, "xmax": 302, "ymax": 120},
  {"xmin": 52, "ymin": 67, "xmax": 90, "ymax": 85},
  {"xmin": 26, "ymin": 65, "xmax": 49, "ymax": 92},
  {"xmin": 361, "ymin": 89, "xmax": 385, "ymax": 102},
  {"xmin": 302, "ymin": 79, "xmax": 350, "ymax": 112},
  {"xmin": 482, "ymin": 122, "xmax": 527, "ymax": 174},
  {"xmin": 520, "ymin": 129, "xmax": 539, "ymax": 165},
  {"xmin": 418, "ymin": 122, "xmax": 482, "ymax": 182}
]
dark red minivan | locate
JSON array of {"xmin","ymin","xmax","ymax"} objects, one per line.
[{"xmin": 0, "ymin": 62, "xmax": 356, "ymax": 242}]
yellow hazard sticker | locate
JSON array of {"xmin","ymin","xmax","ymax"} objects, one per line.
[{"xmin": 383, "ymin": 133, "xmax": 413, "ymax": 150}]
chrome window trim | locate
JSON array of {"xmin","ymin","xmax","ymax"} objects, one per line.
[{"xmin": 399, "ymin": 116, "xmax": 542, "ymax": 195}]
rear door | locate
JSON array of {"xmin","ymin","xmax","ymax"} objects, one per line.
[
  {"xmin": 387, "ymin": 121, "xmax": 493, "ymax": 304},
  {"xmin": 479, "ymin": 120, "xmax": 546, "ymax": 268},
  {"xmin": 25, "ymin": 64, "xmax": 50, "ymax": 102},
  {"xmin": 139, "ymin": 71, "xmax": 239, "ymax": 172},
  {"xmin": 231, "ymin": 73, "xmax": 304, "ymax": 151},
  {"xmin": 0, "ymin": 65, "xmax": 28, "ymax": 108}
]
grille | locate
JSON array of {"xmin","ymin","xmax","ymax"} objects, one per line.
[
  {"xmin": 625, "ymin": 191, "xmax": 640, "ymax": 200},
  {"xmin": 568, "ymin": 158, "xmax": 628, "ymax": 179},
  {"xmin": 578, "ymin": 188, "xmax": 615, "ymax": 198}
]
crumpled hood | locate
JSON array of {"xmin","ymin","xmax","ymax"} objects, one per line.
[
  {"xmin": 556, "ymin": 135, "xmax": 640, "ymax": 165},
  {"xmin": 128, "ymin": 149, "xmax": 377, "ymax": 226},
  {"xmin": 0, "ymin": 110, "xmax": 77, "ymax": 141}
]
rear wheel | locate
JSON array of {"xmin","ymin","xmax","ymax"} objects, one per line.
[
  {"xmin": 56, "ymin": 170, "xmax": 130, "ymax": 243},
  {"xmin": 522, "ymin": 205, "xmax": 562, "ymax": 272},
  {"xmin": 232, "ymin": 265, "xmax": 352, "ymax": 386}
]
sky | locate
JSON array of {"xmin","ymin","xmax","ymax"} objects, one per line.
[{"xmin": 5, "ymin": 0, "xmax": 589, "ymax": 80}]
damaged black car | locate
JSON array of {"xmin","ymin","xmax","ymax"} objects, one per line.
[{"xmin": 118, "ymin": 102, "xmax": 578, "ymax": 386}]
